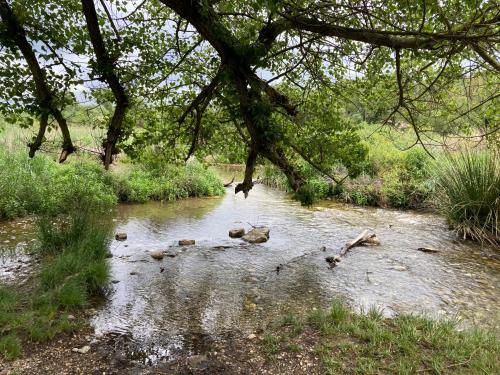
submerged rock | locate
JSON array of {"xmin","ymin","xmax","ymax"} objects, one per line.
[
  {"xmin": 179, "ymin": 239, "xmax": 195, "ymax": 246},
  {"xmin": 187, "ymin": 354, "xmax": 209, "ymax": 370},
  {"xmin": 115, "ymin": 233, "xmax": 127, "ymax": 241},
  {"xmin": 417, "ymin": 247, "xmax": 440, "ymax": 253},
  {"xmin": 325, "ymin": 255, "xmax": 341, "ymax": 264},
  {"xmin": 150, "ymin": 250, "xmax": 165, "ymax": 260},
  {"xmin": 242, "ymin": 227, "xmax": 270, "ymax": 243},
  {"xmin": 72, "ymin": 345, "xmax": 90, "ymax": 354},
  {"xmin": 229, "ymin": 228, "xmax": 245, "ymax": 238}
]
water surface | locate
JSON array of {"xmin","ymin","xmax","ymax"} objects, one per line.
[{"xmin": 91, "ymin": 183, "xmax": 499, "ymax": 360}]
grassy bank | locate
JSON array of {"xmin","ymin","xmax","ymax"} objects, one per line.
[
  {"xmin": 0, "ymin": 148, "xmax": 224, "ymax": 220},
  {"xmin": 261, "ymin": 125, "xmax": 499, "ymax": 243},
  {"xmin": 261, "ymin": 128, "xmax": 434, "ymax": 209},
  {"xmin": 262, "ymin": 302, "xmax": 499, "ymax": 374},
  {"xmin": 0, "ymin": 199, "xmax": 113, "ymax": 360}
]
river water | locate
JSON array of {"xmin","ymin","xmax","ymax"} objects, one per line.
[{"xmin": 1, "ymin": 177, "xmax": 499, "ymax": 362}]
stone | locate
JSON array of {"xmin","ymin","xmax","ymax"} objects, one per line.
[
  {"xmin": 67, "ymin": 314, "xmax": 76, "ymax": 320},
  {"xmin": 390, "ymin": 266, "xmax": 407, "ymax": 271},
  {"xmin": 325, "ymin": 256, "xmax": 341, "ymax": 264},
  {"xmin": 247, "ymin": 333, "xmax": 257, "ymax": 340},
  {"xmin": 364, "ymin": 235, "xmax": 380, "ymax": 245},
  {"xmin": 242, "ymin": 227, "xmax": 270, "ymax": 243},
  {"xmin": 244, "ymin": 302, "xmax": 257, "ymax": 312},
  {"xmin": 111, "ymin": 280, "xmax": 120, "ymax": 284},
  {"xmin": 150, "ymin": 250, "xmax": 164, "ymax": 260},
  {"xmin": 178, "ymin": 239, "xmax": 195, "ymax": 246},
  {"xmin": 72, "ymin": 345, "xmax": 91, "ymax": 354},
  {"xmin": 129, "ymin": 271, "xmax": 139, "ymax": 275},
  {"xmin": 115, "ymin": 233, "xmax": 127, "ymax": 241},
  {"xmin": 229, "ymin": 228, "xmax": 245, "ymax": 238},
  {"xmin": 187, "ymin": 354, "xmax": 209, "ymax": 370}
]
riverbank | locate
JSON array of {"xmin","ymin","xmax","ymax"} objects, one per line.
[
  {"xmin": 2, "ymin": 303, "xmax": 498, "ymax": 375},
  {"xmin": 1, "ymin": 182, "xmax": 499, "ymax": 370},
  {"xmin": 0, "ymin": 148, "xmax": 224, "ymax": 220}
]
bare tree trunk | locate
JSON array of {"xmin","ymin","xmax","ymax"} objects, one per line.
[{"xmin": 81, "ymin": 0, "xmax": 129, "ymax": 169}]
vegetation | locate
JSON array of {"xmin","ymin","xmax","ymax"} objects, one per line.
[
  {"xmin": 434, "ymin": 150, "xmax": 499, "ymax": 244},
  {"xmin": 0, "ymin": 146, "xmax": 224, "ymax": 219},
  {"xmin": 0, "ymin": 194, "xmax": 113, "ymax": 359},
  {"xmin": 262, "ymin": 126, "xmax": 435, "ymax": 210},
  {"xmin": 0, "ymin": 0, "xmax": 497, "ymax": 198},
  {"xmin": 263, "ymin": 302, "xmax": 500, "ymax": 374}
]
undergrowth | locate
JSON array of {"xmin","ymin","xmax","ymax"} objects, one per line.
[{"xmin": 0, "ymin": 192, "xmax": 113, "ymax": 359}]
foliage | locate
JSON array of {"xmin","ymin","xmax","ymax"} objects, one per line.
[
  {"xmin": 434, "ymin": 150, "xmax": 499, "ymax": 244},
  {"xmin": 262, "ymin": 126, "xmax": 434, "ymax": 208},
  {"xmin": 264, "ymin": 302, "xmax": 500, "ymax": 374},
  {"xmin": 1, "ymin": 0, "xmax": 497, "ymax": 198},
  {"xmin": 0, "ymin": 146, "xmax": 224, "ymax": 219}
]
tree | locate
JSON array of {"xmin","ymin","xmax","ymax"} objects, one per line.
[
  {"xmin": 0, "ymin": 0, "xmax": 75, "ymax": 160},
  {"xmin": 0, "ymin": 0, "xmax": 498, "ymax": 196}
]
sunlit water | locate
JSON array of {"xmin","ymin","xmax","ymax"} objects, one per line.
[{"xmin": 1, "ymin": 175, "xmax": 499, "ymax": 361}]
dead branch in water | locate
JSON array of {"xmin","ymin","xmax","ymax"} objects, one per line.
[{"xmin": 223, "ymin": 175, "xmax": 235, "ymax": 187}]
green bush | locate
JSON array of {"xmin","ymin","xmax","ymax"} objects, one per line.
[{"xmin": 434, "ymin": 150, "xmax": 499, "ymax": 243}]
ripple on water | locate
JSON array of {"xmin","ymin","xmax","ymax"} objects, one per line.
[{"xmin": 87, "ymin": 184, "xmax": 500, "ymax": 361}]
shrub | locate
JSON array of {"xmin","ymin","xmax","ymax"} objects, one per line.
[{"xmin": 434, "ymin": 150, "xmax": 499, "ymax": 243}]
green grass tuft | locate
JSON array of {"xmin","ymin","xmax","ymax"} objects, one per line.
[
  {"xmin": 0, "ymin": 335, "xmax": 22, "ymax": 360},
  {"xmin": 434, "ymin": 150, "xmax": 499, "ymax": 244},
  {"xmin": 264, "ymin": 302, "xmax": 500, "ymax": 374}
]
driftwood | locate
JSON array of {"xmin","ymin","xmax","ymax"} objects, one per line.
[
  {"xmin": 223, "ymin": 176, "xmax": 235, "ymax": 187},
  {"xmin": 417, "ymin": 247, "xmax": 440, "ymax": 253},
  {"xmin": 276, "ymin": 229, "xmax": 379, "ymax": 272},
  {"xmin": 339, "ymin": 230, "xmax": 378, "ymax": 256}
]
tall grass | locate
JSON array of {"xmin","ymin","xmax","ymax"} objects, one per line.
[
  {"xmin": 434, "ymin": 150, "xmax": 499, "ymax": 244},
  {"xmin": 0, "ymin": 148, "xmax": 224, "ymax": 219},
  {"xmin": 0, "ymin": 198, "xmax": 113, "ymax": 359},
  {"xmin": 0, "ymin": 148, "xmax": 116, "ymax": 219},
  {"xmin": 113, "ymin": 159, "xmax": 225, "ymax": 203}
]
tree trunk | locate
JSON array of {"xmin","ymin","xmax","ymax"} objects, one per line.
[{"xmin": 0, "ymin": 0, "xmax": 75, "ymax": 160}]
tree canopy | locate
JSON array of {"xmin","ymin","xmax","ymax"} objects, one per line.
[{"xmin": 1, "ymin": 0, "xmax": 498, "ymax": 195}]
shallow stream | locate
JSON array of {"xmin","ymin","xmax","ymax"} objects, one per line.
[{"xmin": 1, "ymin": 175, "xmax": 499, "ymax": 362}]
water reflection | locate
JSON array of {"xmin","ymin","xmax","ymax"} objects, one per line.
[{"xmin": 91, "ymin": 183, "xmax": 499, "ymax": 360}]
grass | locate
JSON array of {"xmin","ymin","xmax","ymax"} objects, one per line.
[
  {"xmin": 262, "ymin": 142, "xmax": 434, "ymax": 209},
  {"xmin": 434, "ymin": 150, "xmax": 499, "ymax": 244},
  {"xmin": 263, "ymin": 302, "xmax": 500, "ymax": 374},
  {"xmin": 0, "ymin": 147, "xmax": 224, "ymax": 219},
  {"xmin": 113, "ymin": 159, "xmax": 225, "ymax": 203},
  {"xmin": 0, "ymin": 198, "xmax": 113, "ymax": 360}
]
